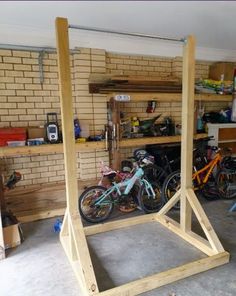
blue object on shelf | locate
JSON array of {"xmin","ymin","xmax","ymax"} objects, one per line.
[
  {"xmin": 74, "ymin": 118, "xmax": 81, "ymax": 139},
  {"xmin": 54, "ymin": 219, "xmax": 62, "ymax": 233}
]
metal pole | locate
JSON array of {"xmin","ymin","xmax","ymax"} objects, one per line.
[
  {"xmin": 0, "ymin": 43, "xmax": 79, "ymax": 53},
  {"xmin": 38, "ymin": 51, "xmax": 45, "ymax": 84},
  {"xmin": 69, "ymin": 24, "xmax": 185, "ymax": 43}
]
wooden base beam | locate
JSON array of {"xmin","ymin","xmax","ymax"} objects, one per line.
[
  {"xmin": 62, "ymin": 212, "xmax": 229, "ymax": 296},
  {"xmin": 156, "ymin": 214, "xmax": 216, "ymax": 256},
  {"xmin": 84, "ymin": 213, "xmax": 156, "ymax": 236},
  {"xmin": 98, "ymin": 252, "xmax": 229, "ymax": 296},
  {"xmin": 0, "ymin": 212, "xmax": 5, "ymax": 260}
]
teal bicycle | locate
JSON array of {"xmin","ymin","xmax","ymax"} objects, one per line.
[{"xmin": 79, "ymin": 159, "xmax": 162, "ymax": 223}]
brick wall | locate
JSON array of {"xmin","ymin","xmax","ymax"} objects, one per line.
[
  {"xmin": 0, "ymin": 48, "xmax": 230, "ymax": 187},
  {"xmin": 106, "ymin": 53, "xmax": 172, "ymax": 77},
  {"xmin": 106, "ymin": 53, "xmax": 229, "ymax": 129},
  {"xmin": 0, "ymin": 48, "xmax": 109, "ymax": 185}
]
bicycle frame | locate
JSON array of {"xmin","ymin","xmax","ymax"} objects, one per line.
[
  {"xmin": 94, "ymin": 167, "xmax": 156, "ymax": 206},
  {"xmin": 193, "ymin": 152, "xmax": 222, "ymax": 187}
]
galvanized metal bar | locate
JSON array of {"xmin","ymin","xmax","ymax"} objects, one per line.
[
  {"xmin": 0, "ymin": 43, "xmax": 79, "ymax": 53},
  {"xmin": 69, "ymin": 24, "xmax": 184, "ymax": 43},
  {"xmin": 38, "ymin": 51, "xmax": 45, "ymax": 84}
]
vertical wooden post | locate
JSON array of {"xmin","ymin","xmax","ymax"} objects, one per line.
[
  {"xmin": 55, "ymin": 17, "xmax": 98, "ymax": 295},
  {"xmin": 0, "ymin": 176, "xmax": 5, "ymax": 260},
  {"xmin": 0, "ymin": 214, "xmax": 5, "ymax": 260},
  {"xmin": 180, "ymin": 36, "xmax": 195, "ymax": 232},
  {"xmin": 55, "ymin": 18, "xmax": 78, "ymax": 215}
]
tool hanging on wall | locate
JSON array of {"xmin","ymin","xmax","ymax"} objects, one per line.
[{"xmin": 146, "ymin": 100, "xmax": 157, "ymax": 113}]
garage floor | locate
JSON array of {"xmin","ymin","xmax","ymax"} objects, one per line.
[{"xmin": 0, "ymin": 198, "xmax": 235, "ymax": 296}]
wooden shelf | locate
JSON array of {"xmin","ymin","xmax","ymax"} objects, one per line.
[
  {"xmin": 109, "ymin": 92, "xmax": 231, "ymax": 102},
  {"xmin": 5, "ymin": 179, "xmax": 98, "ymax": 223},
  {"xmin": 119, "ymin": 133, "xmax": 208, "ymax": 148},
  {"xmin": 0, "ymin": 141, "xmax": 106, "ymax": 158},
  {"xmin": 194, "ymin": 93, "xmax": 232, "ymax": 101}
]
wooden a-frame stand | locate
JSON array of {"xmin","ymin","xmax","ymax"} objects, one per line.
[{"xmin": 55, "ymin": 17, "xmax": 229, "ymax": 296}]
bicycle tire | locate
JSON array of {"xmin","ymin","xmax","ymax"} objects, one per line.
[
  {"xmin": 200, "ymin": 181, "xmax": 221, "ymax": 201},
  {"xmin": 79, "ymin": 186, "xmax": 114, "ymax": 223},
  {"xmin": 143, "ymin": 164, "xmax": 168, "ymax": 186},
  {"xmin": 216, "ymin": 169, "xmax": 236, "ymax": 199},
  {"xmin": 138, "ymin": 182, "xmax": 163, "ymax": 213},
  {"xmin": 161, "ymin": 170, "xmax": 181, "ymax": 210}
]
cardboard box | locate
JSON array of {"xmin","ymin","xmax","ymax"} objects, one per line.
[
  {"xmin": 209, "ymin": 62, "xmax": 235, "ymax": 81},
  {"xmin": 3, "ymin": 224, "xmax": 21, "ymax": 249},
  {"xmin": 27, "ymin": 127, "xmax": 45, "ymax": 140}
]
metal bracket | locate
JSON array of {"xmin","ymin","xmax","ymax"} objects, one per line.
[{"xmin": 38, "ymin": 51, "xmax": 45, "ymax": 84}]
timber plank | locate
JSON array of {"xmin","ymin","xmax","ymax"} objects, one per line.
[
  {"xmin": 98, "ymin": 252, "xmax": 229, "ymax": 296},
  {"xmin": 5, "ymin": 179, "xmax": 98, "ymax": 222},
  {"xmin": 0, "ymin": 141, "xmax": 106, "ymax": 158}
]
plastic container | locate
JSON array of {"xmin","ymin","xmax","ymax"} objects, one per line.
[
  {"xmin": 0, "ymin": 128, "xmax": 26, "ymax": 146},
  {"xmin": 7, "ymin": 141, "xmax": 26, "ymax": 147},
  {"xmin": 79, "ymin": 120, "xmax": 90, "ymax": 138}
]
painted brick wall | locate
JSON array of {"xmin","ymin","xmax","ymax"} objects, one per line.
[
  {"xmin": 0, "ymin": 48, "xmax": 230, "ymax": 187},
  {"xmin": 0, "ymin": 48, "xmax": 109, "ymax": 185},
  {"xmin": 106, "ymin": 53, "xmax": 172, "ymax": 77},
  {"xmin": 106, "ymin": 53, "xmax": 230, "ymax": 131}
]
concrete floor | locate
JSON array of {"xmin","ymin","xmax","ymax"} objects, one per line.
[{"xmin": 0, "ymin": 197, "xmax": 235, "ymax": 296}]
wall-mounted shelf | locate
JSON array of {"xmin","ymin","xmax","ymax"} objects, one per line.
[
  {"xmin": 5, "ymin": 178, "xmax": 98, "ymax": 223},
  {"xmin": 109, "ymin": 92, "xmax": 232, "ymax": 102},
  {"xmin": 119, "ymin": 133, "xmax": 208, "ymax": 148},
  {"xmin": 0, "ymin": 141, "xmax": 106, "ymax": 158}
]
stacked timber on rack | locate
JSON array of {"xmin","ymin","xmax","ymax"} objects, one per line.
[
  {"xmin": 89, "ymin": 74, "xmax": 182, "ymax": 93},
  {"xmin": 89, "ymin": 74, "xmax": 232, "ymax": 102}
]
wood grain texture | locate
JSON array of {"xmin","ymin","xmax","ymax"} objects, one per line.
[
  {"xmin": 0, "ymin": 141, "xmax": 106, "ymax": 157},
  {"xmin": 186, "ymin": 189, "xmax": 225, "ymax": 253},
  {"xmin": 109, "ymin": 92, "xmax": 231, "ymax": 102},
  {"xmin": 55, "ymin": 17, "xmax": 98, "ymax": 294},
  {"xmin": 0, "ymin": 176, "xmax": 6, "ymax": 259},
  {"xmin": 180, "ymin": 36, "xmax": 195, "ymax": 232},
  {"xmin": 98, "ymin": 252, "xmax": 229, "ymax": 296}
]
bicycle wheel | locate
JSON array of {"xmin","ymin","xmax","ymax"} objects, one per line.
[
  {"xmin": 216, "ymin": 169, "xmax": 236, "ymax": 199},
  {"xmin": 79, "ymin": 186, "xmax": 114, "ymax": 223},
  {"xmin": 138, "ymin": 182, "xmax": 163, "ymax": 213},
  {"xmin": 143, "ymin": 164, "xmax": 168, "ymax": 186},
  {"xmin": 161, "ymin": 170, "xmax": 181, "ymax": 210}
]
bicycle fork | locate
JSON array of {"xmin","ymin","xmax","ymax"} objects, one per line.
[{"xmin": 142, "ymin": 179, "xmax": 156, "ymax": 198}]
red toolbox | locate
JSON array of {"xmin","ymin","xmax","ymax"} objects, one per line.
[{"xmin": 0, "ymin": 128, "xmax": 27, "ymax": 146}]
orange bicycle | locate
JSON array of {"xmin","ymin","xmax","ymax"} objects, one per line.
[{"xmin": 161, "ymin": 146, "xmax": 235, "ymax": 209}]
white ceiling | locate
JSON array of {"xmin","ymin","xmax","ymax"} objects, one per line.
[{"xmin": 1, "ymin": 1, "xmax": 236, "ymax": 61}]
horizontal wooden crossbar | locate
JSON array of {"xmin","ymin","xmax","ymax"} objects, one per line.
[
  {"xmin": 63, "ymin": 214, "xmax": 230, "ymax": 296},
  {"xmin": 84, "ymin": 214, "xmax": 156, "ymax": 236},
  {"xmin": 84, "ymin": 213, "xmax": 218, "ymax": 256},
  {"xmin": 98, "ymin": 252, "xmax": 229, "ymax": 296}
]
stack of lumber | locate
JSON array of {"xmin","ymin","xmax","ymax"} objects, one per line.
[{"xmin": 89, "ymin": 74, "xmax": 182, "ymax": 93}]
